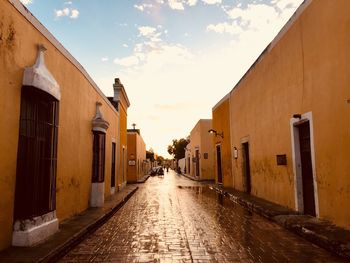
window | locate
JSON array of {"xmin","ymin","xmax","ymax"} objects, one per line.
[
  {"xmin": 92, "ymin": 132, "xmax": 106, "ymax": 183},
  {"xmin": 14, "ymin": 86, "xmax": 59, "ymax": 220}
]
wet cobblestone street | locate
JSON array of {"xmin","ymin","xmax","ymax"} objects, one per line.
[{"xmin": 60, "ymin": 171, "xmax": 344, "ymax": 262}]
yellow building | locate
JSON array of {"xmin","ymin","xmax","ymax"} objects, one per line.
[
  {"xmin": 211, "ymin": 94, "xmax": 232, "ymax": 186},
  {"xmin": 127, "ymin": 129, "xmax": 147, "ymax": 183},
  {"xmin": 111, "ymin": 79, "xmax": 130, "ymax": 190},
  {"xmin": 213, "ymin": 0, "xmax": 350, "ymax": 229},
  {"xmin": 187, "ymin": 119, "xmax": 215, "ymax": 181},
  {"xmin": 0, "ymin": 0, "xmax": 130, "ymax": 250}
]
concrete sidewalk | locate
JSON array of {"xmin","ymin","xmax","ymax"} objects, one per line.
[
  {"xmin": 211, "ymin": 185, "xmax": 350, "ymax": 260},
  {"xmin": 0, "ymin": 185, "xmax": 138, "ymax": 263}
]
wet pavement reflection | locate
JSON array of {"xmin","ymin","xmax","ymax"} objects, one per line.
[{"xmin": 60, "ymin": 171, "xmax": 344, "ymax": 262}]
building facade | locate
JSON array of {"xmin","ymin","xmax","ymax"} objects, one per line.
[
  {"xmin": 0, "ymin": 0, "xmax": 130, "ymax": 250},
  {"xmin": 186, "ymin": 119, "xmax": 215, "ymax": 181},
  {"xmin": 211, "ymin": 94, "xmax": 232, "ymax": 186},
  {"xmin": 212, "ymin": 0, "xmax": 350, "ymax": 229},
  {"xmin": 127, "ymin": 129, "xmax": 147, "ymax": 182}
]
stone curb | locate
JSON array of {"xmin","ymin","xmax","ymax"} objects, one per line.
[
  {"xmin": 38, "ymin": 187, "xmax": 139, "ymax": 263},
  {"xmin": 210, "ymin": 185, "xmax": 350, "ymax": 260},
  {"xmin": 134, "ymin": 174, "xmax": 151, "ymax": 184},
  {"xmin": 180, "ymin": 173, "xmax": 215, "ymax": 183}
]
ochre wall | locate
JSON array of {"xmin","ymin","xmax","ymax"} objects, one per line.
[
  {"xmin": 199, "ymin": 120, "xmax": 214, "ymax": 180},
  {"xmin": 127, "ymin": 133, "xmax": 137, "ymax": 182},
  {"xmin": 189, "ymin": 120, "xmax": 214, "ymax": 180},
  {"xmin": 212, "ymin": 97, "xmax": 232, "ymax": 187},
  {"xmin": 118, "ymin": 105, "xmax": 128, "ymax": 187},
  {"xmin": 0, "ymin": 0, "xmax": 119, "ymax": 250},
  {"xmin": 228, "ymin": 0, "xmax": 350, "ymax": 229}
]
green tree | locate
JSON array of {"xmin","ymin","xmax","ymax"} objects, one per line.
[
  {"xmin": 146, "ymin": 148, "xmax": 155, "ymax": 162},
  {"xmin": 167, "ymin": 137, "xmax": 189, "ymax": 160},
  {"xmin": 157, "ymin": 155, "xmax": 165, "ymax": 165}
]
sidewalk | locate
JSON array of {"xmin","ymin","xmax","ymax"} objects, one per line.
[
  {"xmin": 0, "ymin": 185, "xmax": 138, "ymax": 263},
  {"xmin": 211, "ymin": 185, "xmax": 350, "ymax": 259},
  {"xmin": 179, "ymin": 172, "xmax": 215, "ymax": 183}
]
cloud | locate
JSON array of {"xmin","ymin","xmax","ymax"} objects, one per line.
[
  {"xmin": 168, "ymin": 0, "xmax": 185, "ymax": 10},
  {"xmin": 113, "ymin": 25, "xmax": 193, "ymax": 70},
  {"xmin": 123, "ymin": 44, "xmax": 129, "ymax": 48},
  {"xmin": 201, "ymin": 0, "xmax": 221, "ymax": 4},
  {"xmin": 207, "ymin": 0, "xmax": 303, "ymax": 37},
  {"xmin": 207, "ymin": 21, "xmax": 243, "ymax": 35},
  {"xmin": 138, "ymin": 26, "xmax": 157, "ymax": 37},
  {"xmin": 114, "ymin": 56, "xmax": 139, "ymax": 67},
  {"xmin": 20, "ymin": 0, "xmax": 32, "ymax": 5},
  {"xmin": 101, "ymin": 57, "xmax": 109, "ymax": 62},
  {"xmin": 55, "ymin": 7, "xmax": 80, "ymax": 19},
  {"xmin": 134, "ymin": 3, "xmax": 154, "ymax": 12},
  {"xmin": 188, "ymin": 0, "xmax": 198, "ymax": 6},
  {"xmin": 70, "ymin": 9, "xmax": 79, "ymax": 19},
  {"xmin": 64, "ymin": 1, "xmax": 72, "ymax": 5},
  {"xmin": 55, "ymin": 8, "xmax": 70, "ymax": 17}
]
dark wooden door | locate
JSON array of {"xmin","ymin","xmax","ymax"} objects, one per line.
[
  {"xmin": 216, "ymin": 145, "xmax": 223, "ymax": 184},
  {"xmin": 242, "ymin": 142, "xmax": 251, "ymax": 193},
  {"xmin": 111, "ymin": 142, "xmax": 116, "ymax": 188},
  {"xmin": 195, "ymin": 150, "xmax": 200, "ymax": 177},
  {"xmin": 298, "ymin": 121, "xmax": 316, "ymax": 216}
]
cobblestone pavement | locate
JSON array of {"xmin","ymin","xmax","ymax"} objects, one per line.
[{"xmin": 60, "ymin": 171, "xmax": 345, "ymax": 263}]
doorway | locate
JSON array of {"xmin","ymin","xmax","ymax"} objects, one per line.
[
  {"xmin": 216, "ymin": 145, "xmax": 223, "ymax": 184},
  {"xmin": 195, "ymin": 149, "xmax": 200, "ymax": 178},
  {"xmin": 242, "ymin": 142, "xmax": 251, "ymax": 193},
  {"xmin": 297, "ymin": 121, "xmax": 316, "ymax": 216}
]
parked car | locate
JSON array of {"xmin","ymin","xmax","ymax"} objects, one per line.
[
  {"xmin": 150, "ymin": 167, "xmax": 158, "ymax": 176},
  {"xmin": 157, "ymin": 167, "xmax": 164, "ymax": 175}
]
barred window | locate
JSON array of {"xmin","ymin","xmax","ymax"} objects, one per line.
[
  {"xmin": 92, "ymin": 132, "xmax": 106, "ymax": 183},
  {"xmin": 14, "ymin": 86, "xmax": 59, "ymax": 220}
]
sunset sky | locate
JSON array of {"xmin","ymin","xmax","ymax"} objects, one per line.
[{"xmin": 21, "ymin": 0, "xmax": 303, "ymax": 158}]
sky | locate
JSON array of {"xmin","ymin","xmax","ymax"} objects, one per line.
[{"xmin": 20, "ymin": 0, "xmax": 303, "ymax": 158}]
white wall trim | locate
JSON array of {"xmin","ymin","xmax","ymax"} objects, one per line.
[
  {"xmin": 290, "ymin": 111, "xmax": 319, "ymax": 216},
  {"xmin": 12, "ymin": 211, "xmax": 58, "ymax": 247},
  {"xmin": 90, "ymin": 182, "xmax": 105, "ymax": 207}
]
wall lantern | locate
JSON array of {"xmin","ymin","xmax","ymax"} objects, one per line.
[
  {"xmin": 233, "ymin": 147, "xmax": 238, "ymax": 159},
  {"xmin": 208, "ymin": 129, "xmax": 224, "ymax": 139}
]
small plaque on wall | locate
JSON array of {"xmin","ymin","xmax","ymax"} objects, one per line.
[
  {"xmin": 276, "ymin": 154, "xmax": 287, "ymax": 165},
  {"xmin": 128, "ymin": 160, "xmax": 136, "ymax": 166},
  {"xmin": 203, "ymin": 153, "xmax": 208, "ymax": 159}
]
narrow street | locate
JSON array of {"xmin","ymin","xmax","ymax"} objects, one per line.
[{"xmin": 60, "ymin": 171, "xmax": 343, "ymax": 263}]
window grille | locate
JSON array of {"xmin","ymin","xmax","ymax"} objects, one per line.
[{"xmin": 14, "ymin": 86, "xmax": 59, "ymax": 220}]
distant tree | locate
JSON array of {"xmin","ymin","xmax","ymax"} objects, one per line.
[
  {"xmin": 157, "ymin": 156, "xmax": 165, "ymax": 165},
  {"xmin": 167, "ymin": 137, "xmax": 189, "ymax": 160},
  {"xmin": 146, "ymin": 148, "xmax": 155, "ymax": 162}
]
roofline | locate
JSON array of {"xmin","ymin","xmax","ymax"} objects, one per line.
[
  {"xmin": 228, "ymin": 0, "xmax": 312, "ymax": 96},
  {"xmin": 120, "ymin": 85, "xmax": 131, "ymax": 108},
  {"xmin": 212, "ymin": 92, "xmax": 230, "ymax": 111},
  {"xmin": 9, "ymin": 0, "xmax": 118, "ymax": 114}
]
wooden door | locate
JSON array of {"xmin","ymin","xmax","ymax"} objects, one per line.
[
  {"xmin": 216, "ymin": 145, "xmax": 223, "ymax": 184},
  {"xmin": 298, "ymin": 121, "xmax": 316, "ymax": 216},
  {"xmin": 242, "ymin": 142, "xmax": 251, "ymax": 193}
]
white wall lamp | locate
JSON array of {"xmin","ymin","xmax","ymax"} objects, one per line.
[
  {"xmin": 233, "ymin": 147, "xmax": 238, "ymax": 159},
  {"xmin": 208, "ymin": 129, "xmax": 224, "ymax": 139}
]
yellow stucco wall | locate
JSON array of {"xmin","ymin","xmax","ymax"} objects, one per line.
[
  {"xmin": 212, "ymin": 96, "xmax": 232, "ymax": 187},
  {"xmin": 227, "ymin": 0, "xmax": 350, "ymax": 229},
  {"xmin": 0, "ymin": 1, "xmax": 120, "ymax": 250},
  {"xmin": 127, "ymin": 132, "xmax": 146, "ymax": 182},
  {"xmin": 189, "ymin": 120, "xmax": 214, "ymax": 180},
  {"xmin": 118, "ymin": 105, "xmax": 128, "ymax": 187}
]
